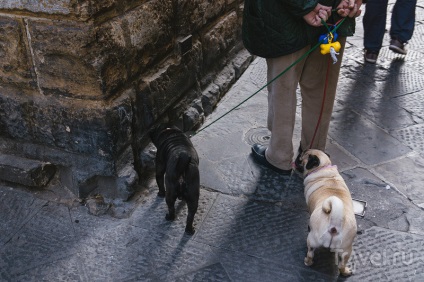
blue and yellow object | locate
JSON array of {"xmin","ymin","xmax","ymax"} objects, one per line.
[{"xmin": 319, "ymin": 32, "xmax": 341, "ymax": 55}]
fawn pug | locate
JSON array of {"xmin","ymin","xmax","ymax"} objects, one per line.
[{"xmin": 300, "ymin": 149, "xmax": 357, "ymax": 276}]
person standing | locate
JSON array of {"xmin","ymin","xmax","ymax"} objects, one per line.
[
  {"xmin": 363, "ymin": 0, "xmax": 417, "ymax": 64},
  {"xmin": 242, "ymin": 0, "xmax": 362, "ymax": 174}
]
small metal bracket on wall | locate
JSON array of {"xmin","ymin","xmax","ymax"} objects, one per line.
[{"xmin": 178, "ymin": 35, "xmax": 192, "ymax": 56}]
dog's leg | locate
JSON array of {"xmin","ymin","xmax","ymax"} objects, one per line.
[
  {"xmin": 155, "ymin": 160, "xmax": 166, "ymax": 197},
  {"xmin": 304, "ymin": 235, "xmax": 315, "ymax": 266},
  {"xmin": 165, "ymin": 177, "xmax": 178, "ymax": 221},
  {"xmin": 338, "ymin": 246, "xmax": 353, "ymax": 276},
  {"xmin": 185, "ymin": 199, "xmax": 198, "ymax": 235},
  {"xmin": 184, "ymin": 167, "xmax": 200, "ymax": 235},
  {"xmin": 184, "ymin": 194, "xmax": 199, "ymax": 234},
  {"xmin": 165, "ymin": 195, "xmax": 177, "ymax": 221}
]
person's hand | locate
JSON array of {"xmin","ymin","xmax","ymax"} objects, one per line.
[
  {"xmin": 303, "ymin": 4, "xmax": 332, "ymax": 27},
  {"xmin": 337, "ymin": 0, "xmax": 362, "ymax": 18}
]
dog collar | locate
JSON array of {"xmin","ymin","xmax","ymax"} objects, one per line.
[
  {"xmin": 156, "ymin": 127, "xmax": 182, "ymax": 140},
  {"xmin": 305, "ymin": 165, "xmax": 337, "ymax": 178}
]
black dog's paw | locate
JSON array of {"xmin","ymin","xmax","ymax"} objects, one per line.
[
  {"xmin": 157, "ymin": 191, "xmax": 165, "ymax": 197},
  {"xmin": 185, "ymin": 226, "xmax": 195, "ymax": 235},
  {"xmin": 165, "ymin": 213, "xmax": 175, "ymax": 221}
]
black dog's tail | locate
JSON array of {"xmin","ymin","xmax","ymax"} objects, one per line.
[
  {"xmin": 175, "ymin": 152, "xmax": 192, "ymax": 200},
  {"xmin": 176, "ymin": 151, "xmax": 192, "ymax": 175}
]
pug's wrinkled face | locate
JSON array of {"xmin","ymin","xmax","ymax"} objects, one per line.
[{"xmin": 300, "ymin": 149, "xmax": 332, "ymax": 174}]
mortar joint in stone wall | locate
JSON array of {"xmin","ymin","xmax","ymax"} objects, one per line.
[{"xmin": 23, "ymin": 18, "xmax": 43, "ymax": 96}]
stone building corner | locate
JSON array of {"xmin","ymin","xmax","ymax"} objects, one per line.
[{"xmin": 0, "ymin": 0, "xmax": 253, "ymax": 203}]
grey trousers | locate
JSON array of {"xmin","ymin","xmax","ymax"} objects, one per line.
[{"xmin": 265, "ymin": 37, "xmax": 346, "ymax": 170}]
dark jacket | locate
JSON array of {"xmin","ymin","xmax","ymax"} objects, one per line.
[{"xmin": 242, "ymin": 0, "xmax": 356, "ymax": 58}]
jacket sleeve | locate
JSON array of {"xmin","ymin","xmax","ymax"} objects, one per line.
[{"xmin": 281, "ymin": 0, "xmax": 319, "ymax": 17}]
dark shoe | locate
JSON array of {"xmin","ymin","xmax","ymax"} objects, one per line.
[
  {"xmin": 294, "ymin": 147, "xmax": 304, "ymax": 174},
  {"xmin": 251, "ymin": 144, "xmax": 292, "ymax": 175},
  {"xmin": 389, "ymin": 38, "xmax": 407, "ymax": 55},
  {"xmin": 364, "ymin": 50, "xmax": 379, "ymax": 64}
]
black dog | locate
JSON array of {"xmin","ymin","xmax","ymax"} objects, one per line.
[{"xmin": 150, "ymin": 124, "xmax": 200, "ymax": 235}]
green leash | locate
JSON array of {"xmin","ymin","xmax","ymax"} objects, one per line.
[{"xmin": 193, "ymin": 18, "xmax": 346, "ymax": 136}]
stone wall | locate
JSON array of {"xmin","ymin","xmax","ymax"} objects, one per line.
[{"xmin": 0, "ymin": 0, "xmax": 252, "ymax": 200}]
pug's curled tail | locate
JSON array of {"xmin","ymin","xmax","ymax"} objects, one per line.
[{"xmin": 322, "ymin": 196, "xmax": 344, "ymax": 235}]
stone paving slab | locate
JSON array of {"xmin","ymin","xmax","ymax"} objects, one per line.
[
  {"xmin": 193, "ymin": 193, "xmax": 345, "ymax": 278},
  {"xmin": 350, "ymin": 97, "xmax": 417, "ymax": 132},
  {"xmin": 341, "ymin": 167, "xmax": 423, "ymax": 234},
  {"xmin": 394, "ymin": 123, "xmax": 424, "ymax": 155},
  {"xmin": 198, "ymin": 158, "xmax": 233, "ymax": 195},
  {"xmin": 333, "ymin": 79, "xmax": 418, "ymax": 132},
  {"xmin": 0, "ymin": 202, "xmax": 78, "ymax": 277},
  {"xmin": 329, "ymin": 109, "xmax": 412, "ymax": 165},
  {"xmin": 194, "ymin": 115, "xmax": 307, "ymax": 203},
  {"xmin": 195, "ymin": 193, "xmax": 303, "ymax": 255},
  {"xmin": 197, "ymin": 133, "xmax": 307, "ymax": 203},
  {"xmin": 404, "ymin": 208, "xmax": 424, "ymax": 237},
  {"xmin": 378, "ymin": 66, "xmax": 424, "ymax": 98},
  {"xmin": 392, "ymin": 90, "xmax": 424, "ymax": 120},
  {"xmin": 194, "ymin": 194, "xmax": 312, "ymax": 268},
  {"xmin": 0, "ymin": 185, "xmax": 47, "ymax": 245},
  {"xmin": 68, "ymin": 204, "xmax": 123, "ymax": 239},
  {"xmin": 13, "ymin": 255, "xmax": 89, "ymax": 282},
  {"xmin": 213, "ymin": 249, "xmax": 335, "ymax": 282},
  {"xmin": 325, "ymin": 139, "xmax": 360, "ymax": 171},
  {"xmin": 373, "ymin": 152, "xmax": 424, "ymax": 208},
  {"xmin": 11, "ymin": 224, "xmax": 217, "ymax": 282},
  {"xmin": 75, "ymin": 225, "xmax": 219, "ymax": 281},
  {"xmin": 129, "ymin": 187, "xmax": 218, "ymax": 237},
  {"xmin": 175, "ymin": 262, "xmax": 231, "ymax": 282},
  {"xmin": 345, "ymin": 227, "xmax": 424, "ymax": 281},
  {"xmin": 196, "ymin": 130, "xmax": 250, "ymax": 164}
]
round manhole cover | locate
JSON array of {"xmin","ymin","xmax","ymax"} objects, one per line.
[{"xmin": 244, "ymin": 127, "xmax": 271, "ymax": 146}]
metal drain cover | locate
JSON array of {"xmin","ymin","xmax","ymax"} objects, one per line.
[{"xmin": 244, "ymin": 127, "xmax": 271, "ymax": 146}]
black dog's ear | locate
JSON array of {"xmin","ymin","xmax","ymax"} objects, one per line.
[{"xmin": 306, "ymin": 155, "xmax": 320, "ymax": 170}]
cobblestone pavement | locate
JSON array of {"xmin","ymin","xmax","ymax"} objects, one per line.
[{"xmin": 2, "ymin": 3, "xmax": 424, "ymax": 282}]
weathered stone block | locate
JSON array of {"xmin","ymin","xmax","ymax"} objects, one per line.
[
  {"xmin": 1, "ymin": 0, "xmax": 188, "ymax": 22},
  {"xmin": 26, "ymin": 0, "xmax": 176, "ymax": 100},
  {"xmin": 135, "ymin": 51, "xmax": 201, "ymax": 130},
  {"xmin": 97, "ymin": 0, "xmax": 174, "ymax": 97},
  {"xmin": 81, "ymin": 0, "xmax": 144, "ymax": 20},
  {"xmin": 0, "ymin": 90, "xmax": 132, "ymax": 158},
  {"xmin": 201, "ymin": 11, "xmax": 240, "ymax": 68},
  {"xmin": 202, "ymin": 84, "xmax": 220, "ymax": 115},
  {"xmin": 108, "ymin": 91, "xmax": 135, "ymax": 155},
  {"xmin": 233, "ymin": 48, "xmax": 254, "ymax": 79},
  {"xmin": 0, "ymin": 153, "xmax": 56, "ymax": 187},
  {"xmin": 28, "ymin": 19, "xmax": 102, "ymax": 99},
  {"xmin": 0, "ymin": 17, "xmax": 34, "ymax": 89},
  {"xmin": 177, "ymin": 0, "xmax": 226, "ymax": 35},
  {"xmin": 183, "ymin": 107, "xmax": 203, "ymax": 131},
  {"xmin": 0, "ymin": 0, "xmax": 74, "ymax": 15},
  {"xmin": 214, "ymin": 65, "xmax": 235, "ymax": 95},
  {"xmin": 76, "ymin": 146, "xmax": 138, "ymax": 200}
]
